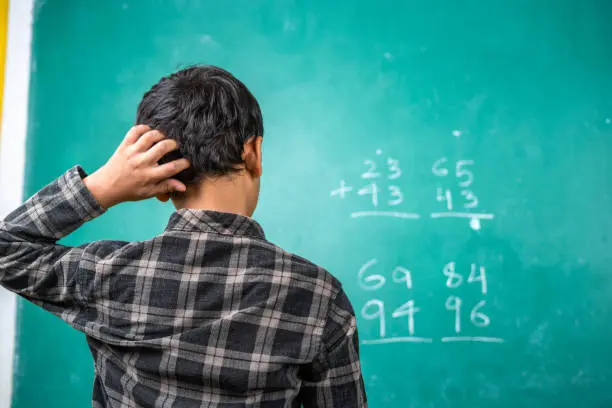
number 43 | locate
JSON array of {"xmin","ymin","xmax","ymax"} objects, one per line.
[{"xmin": 436, "ymin": 188, "xmax": 479, "ymax": 210}]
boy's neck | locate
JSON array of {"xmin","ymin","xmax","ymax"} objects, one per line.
[{"xmin": 172, "ymin": 175, "xmax": 251, "ymax": 217}]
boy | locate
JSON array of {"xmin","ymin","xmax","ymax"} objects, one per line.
[{"xmin": 0, "ymin": 66, "xmax": 367, "ymax": 407}]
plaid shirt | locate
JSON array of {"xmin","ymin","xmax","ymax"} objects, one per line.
[{"xmin": 0, "ymin": 166, "xmax": 367, "ymax": 408}]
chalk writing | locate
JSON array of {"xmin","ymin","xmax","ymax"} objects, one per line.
[
  {"xmin": 330, "ymin": 149, "xmax": 494, "ymax": 228},
  {"xmin": 335, "ymin": 137, "xmax": 504, "ymax": 345},
  {"xmin": 357, "ymin": 258, "xmax": 502, "ymax": 345}
]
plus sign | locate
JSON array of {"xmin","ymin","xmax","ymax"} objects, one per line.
[{"xmin": 330, "ymin": 180, "xmax": 353, "ymax": 199}]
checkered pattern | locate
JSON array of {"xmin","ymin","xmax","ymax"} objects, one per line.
[{"xmin": 0, "ymin": 166, "xmax": 367, "ymax": 408}]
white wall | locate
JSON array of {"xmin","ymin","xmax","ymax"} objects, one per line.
[{"xmin": 0, "ymin": 0, "xmax": 34, "ymax": 406}]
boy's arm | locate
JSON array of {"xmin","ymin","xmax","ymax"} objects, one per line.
[
  {"xmin": 0, "ymin": 126, "xmax": 190, "ymax": 314},
  {"xmin": 299, "ymin": 289, "xmax": 368, "ymax": 408},
  {"xmin": 0, "ymin": 165, "xmax": 107, "ymax": 306}
]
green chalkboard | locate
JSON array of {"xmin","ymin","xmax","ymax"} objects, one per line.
[{"xmin": 16, "ymin": 1, "xmax": 612, "ymax": 407}]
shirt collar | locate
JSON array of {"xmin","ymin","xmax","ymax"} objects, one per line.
[{"xmin": 165, "ymin": 209, "xmax": 266, "ymax": 240}]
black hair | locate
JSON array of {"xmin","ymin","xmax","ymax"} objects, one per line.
[{"xmin": 136, "ymin": 65, "xmax": 264, "ymax": 183}]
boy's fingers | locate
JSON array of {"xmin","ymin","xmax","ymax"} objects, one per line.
[
  {"xmin": 143, "ymin": 139, "xmax": 179, "ymax": 163},
  {"xmin": 152, "ymin": 158, "xmax": 191, "ymax": 180},
  {"xmin": 133, "ymin": 130, "xmax": 165, "ymax": 152},
  {"xmin": 155, "ymin": 179, "xmax": 187, "ymax": 196},
  {"xmin": 123, "ymin": 125, "xmax": 151, "ymax": 145}
]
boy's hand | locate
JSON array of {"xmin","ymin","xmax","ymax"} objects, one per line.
[{"xmin": 84, "ymin": 125, "xmax": 190, "ymax": 209}]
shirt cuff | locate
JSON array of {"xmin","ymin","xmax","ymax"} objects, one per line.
[{"xmin": 46, "ymin": 165, "xmax": 107, "ymax": 237}]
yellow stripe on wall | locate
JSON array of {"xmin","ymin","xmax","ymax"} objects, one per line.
[{"xmin": 0, "ymin": 0, "xmax": 8, "ymax": 140}]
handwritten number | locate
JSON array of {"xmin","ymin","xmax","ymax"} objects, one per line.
[
  {"xmin": 362, "ymin": 160, "xmax": 380, "ymax": 179},
  {"xmin": 362, "ymin": 300, "xmax": 386, "ymax": 338}
]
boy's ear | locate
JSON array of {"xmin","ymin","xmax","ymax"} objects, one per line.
[
  {"xmin": 243, "ymin": 136, "xmax": 263, "ymax": 177},
  {"xmin": 156, "ymin": 193, "xmax": 171, "ymax": 203}
]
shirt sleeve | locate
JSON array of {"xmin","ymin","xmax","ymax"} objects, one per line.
[
  {"xmin": 0, "ymin": 166, "xmax": 126, "ymax": 326},
  {"xmin": 298, "ymin": 288, "xmax": 368, "ymax": 408}
]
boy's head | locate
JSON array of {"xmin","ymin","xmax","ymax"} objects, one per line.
[{"xmin": 136, "ymin": 66, "xmax": 264, "ymax": 215}]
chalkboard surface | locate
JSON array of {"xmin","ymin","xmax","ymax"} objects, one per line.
[{"xmin": 15, "ymin": 1, "xmax": 612, "ymax": 407}]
